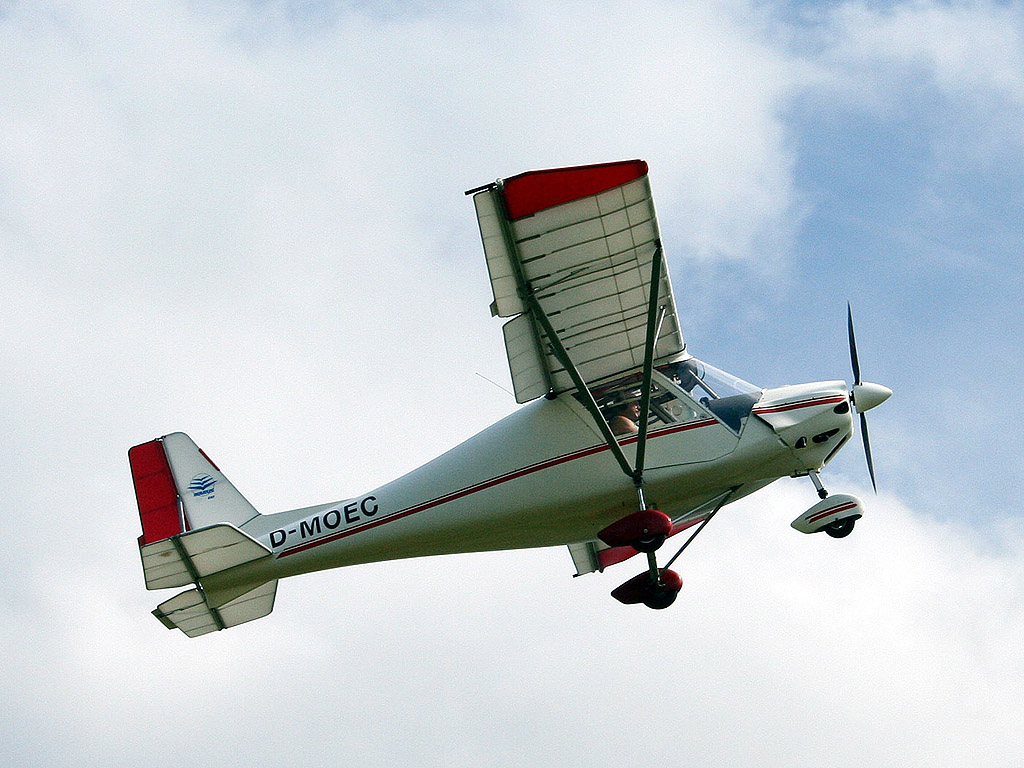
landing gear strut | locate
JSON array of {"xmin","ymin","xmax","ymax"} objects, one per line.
[
  {"xmin": 808, "ymin": 469, "xmax": 828, "ymax": 500},
  {"xmin": 607, "ymin": 489, "xmax": 736, "ymax": 610}
]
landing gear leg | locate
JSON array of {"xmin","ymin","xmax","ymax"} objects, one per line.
[
  {"xmin": 808, "ymin": 470, "xmax": 829, "ymax": 500},
  {"xmin": 607, "ymin": 524, "xmax": 681, "ymax": 609},
  {"xmin": 645, "ymin": 551, "xmax": 660, "ymax": 583},
  {"xmin": 610, "ymin": 488, "xmax": 737, "ymax": 609}
]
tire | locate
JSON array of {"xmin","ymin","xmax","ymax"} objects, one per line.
[
  {"xmin": 643, "ymin": 589, "xmax": 678, "ymax": 610},
  {"xmin": 824, "ymin": 517, "xmax": 856, "ymax": 538},
  {"xmin": 633, "ymin": 534, "xmax": 667, "ymax": 553}
]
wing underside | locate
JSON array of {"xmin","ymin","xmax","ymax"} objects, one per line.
[{"xmin": 472, "ymin": 160, "xmax": 685, "ymax": 403}]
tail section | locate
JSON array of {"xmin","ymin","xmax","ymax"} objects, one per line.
[
  {"xmin": 130, "ymin": 432, "xmax": 259, "ymax": 537},
  {"xmin": 129, "ymin": 433, "xmax": 276, "ymax": 638}
]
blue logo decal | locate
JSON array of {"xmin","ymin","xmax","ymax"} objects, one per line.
[{"xmin": 188, "ymin": 474, "xmax": 217, "ymax": 499}]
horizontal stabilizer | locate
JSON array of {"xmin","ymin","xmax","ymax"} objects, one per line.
[
  {"xmin": 567, "ymin": 541, "xmax": 601, "ymax": 576},
  {"xmin": 140, "ymin": 523, "xmax": 271, "ymax": 591},
  {"xmin": 154, "ymin": 580, "xmax": 278, "ymax": 638}
]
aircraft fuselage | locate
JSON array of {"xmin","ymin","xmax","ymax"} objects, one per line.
[{"xmin": 206, "ymin": 379, "xmax": 853, "ymax": 596}]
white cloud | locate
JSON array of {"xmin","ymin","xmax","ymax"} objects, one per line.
[
  {"xmin": 4, "ymin": 483, "xmax": 1022, "ymax": 766},
  {"xmin": 797, "ymin": 0, "xmax": 1024, "ymax": 157}
]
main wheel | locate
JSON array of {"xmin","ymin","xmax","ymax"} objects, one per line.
[
  {"xmin": 824, "ymin": 517, "xmax": 856, "ymax": 538},
  {"xmin": 632, "ymin": 533, "xmax": 667, "ymax": 553},
  {"xmin": 643, "ymin": 589, "xmax": 678, "ymax": 610}
]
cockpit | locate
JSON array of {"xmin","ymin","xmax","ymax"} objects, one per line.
[{"xmin": 584, "ymin": 357, "xmax": 762, "ymax": 436}]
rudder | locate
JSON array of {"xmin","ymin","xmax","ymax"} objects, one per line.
[
  {"xmin": 130, "ymin": 438, "xmax": 183, "ymax": 546},
  {"xmin": 130, "ymin": 432, "xmax": 260, "ymax": 540}
]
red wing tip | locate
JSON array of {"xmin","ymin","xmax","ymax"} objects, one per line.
[{"xmin": 501, "ymin": 159, "xmax": 648, "ymax": 220}]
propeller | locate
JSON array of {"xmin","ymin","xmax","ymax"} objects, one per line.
[{"xmin": 847, "ymin": 303, "xmax": 892, "ymax": 492}]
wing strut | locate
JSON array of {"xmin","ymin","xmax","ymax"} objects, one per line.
[
  {"xmin": 633, "ymin": 241, "xmax": 665, "ymax": 498},
  {"xmin": 524, "ymin": 290, "xmax": 635, "ymax": 480},
  {"xmin": 492, "ymin": 186, "xmax": 556, "ymax": 397},
  {"xmin": 660, "ymin": 487, "xmax": 737, "ymax": 573},
  {"xmin": 524, "ymin": 242, "xmax": 668, "ymax": 501}
]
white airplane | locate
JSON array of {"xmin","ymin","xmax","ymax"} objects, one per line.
[{"xmin": 130, "ymin": 160, "xmax": 892, "ymax": 637}]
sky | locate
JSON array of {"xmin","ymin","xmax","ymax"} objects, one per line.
[{"xmin": 2, "ymin": 0, "xmax": 1023, "ymax": 765}]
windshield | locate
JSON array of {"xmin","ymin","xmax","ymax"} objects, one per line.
[
  {"xmin": 669, "ymin": 357, "xmax": 761, "ymax": 400},
  {"xmin": 664, "ymin": 357, "xmax": 761, "ymax": 433}
]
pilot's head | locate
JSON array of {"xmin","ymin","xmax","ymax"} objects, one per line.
[
  {"xmin": 620, "ymin": 401, "xmax": 641, "ymax": 418},
  {"xmin": 612, "ymin": 391, "xmax": 642, "ymax": 419}
]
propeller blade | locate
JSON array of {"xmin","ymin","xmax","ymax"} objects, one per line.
[
  {"xmin": 847, "ymin": 302, "xmax": 862, "ymax": 386},
  {"xmin": 848, "ymin": 304, "xmax": 881, "ymax": 492},
  {"xmin": 860, "ymin": 411, "xmax": 877, "ymax": 493}
]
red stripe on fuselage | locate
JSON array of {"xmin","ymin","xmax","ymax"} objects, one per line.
[
  {"xmin": 753, "ymin": 395, "xmax": 847, "ymax": 415},
  {"xmin": 277, "ymin": 417, "xmax": 718, "ymax": 558}
]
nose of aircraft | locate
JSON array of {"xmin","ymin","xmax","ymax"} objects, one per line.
[{"xmin": 852, "ymin": 382, "xmax": 892, "ymax": 413}]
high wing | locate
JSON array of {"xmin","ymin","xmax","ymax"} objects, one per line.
[{"xmin": 471, "ymin": 160, "xmax": 685, "ymax": 404}]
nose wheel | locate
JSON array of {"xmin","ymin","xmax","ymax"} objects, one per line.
[
  {"xmin": 793, "ymin": 473, "xmax": 863, "ymax": 537},
  {"xmin": 823, "ymin": 517, "xmax": 856, "ymax": 538}
]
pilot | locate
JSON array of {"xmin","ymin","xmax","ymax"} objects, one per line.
[{"xmin": 609, "ymin": 399, "xmax": 641, "ymax": 435}]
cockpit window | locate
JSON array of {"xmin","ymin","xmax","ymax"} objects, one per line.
[
  {"xmin": 580, "ymin": 357, "xmax": 761, "ymax": 437},
  {"xmin": 584, "ymin": 376, "xmax": 704, "ymax": 437},
  {"xmin": 663, "ymin": 357, "xmax": 761, "ymax": 433},
  {"xmin": 670, "ymin": 358, "xmax": 760, "ymax": 399}
]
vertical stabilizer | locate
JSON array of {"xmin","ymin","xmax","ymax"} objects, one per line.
[
  {"xmin": 130, "ymin": 433, "xmax": 260, "ymax": 541},
  {"xmin": 157, "ymin": 432, "xmax": 259, "ymax": 531}
]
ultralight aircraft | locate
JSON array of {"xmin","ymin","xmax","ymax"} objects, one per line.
[{"xmin": 130, "ymin": 160, "xmax": 892, "ymax": 636}]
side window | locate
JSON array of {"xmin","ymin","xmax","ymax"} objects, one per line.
[
  {"xmin": 584, "ymin": 375, "xmax": 706, "ymax": 438},
  {"xmin": 576, "ymin": 359, "xmax": 760, "ymax": 439}
]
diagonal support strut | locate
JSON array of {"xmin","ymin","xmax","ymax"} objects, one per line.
[
  {"xmin": 523, "ymin": 241, "xmax": 667, "ymax": 487},
  {"xmin": 525, "ymin": 292, "xmax": 635, "ymax": 479},
  {"xmin": 633, "ymin": 240, "xmax": 665, "ymax": 490}
]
